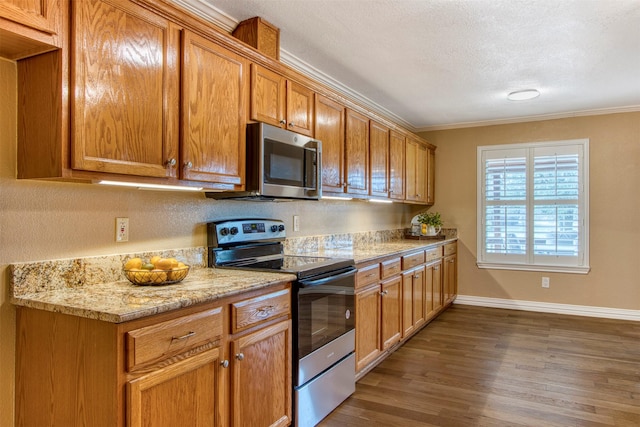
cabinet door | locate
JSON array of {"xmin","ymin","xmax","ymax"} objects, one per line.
[
  {"xmin": 426, "ymin": 147, "xmax": 435, "ymax": 205},
  {"xmin": 369, "ymin": 120, "xmax": 389, "ymax": 198},
  {"xmin": 424, "ymin": 260, "xmax": 442, "ymax": 320},
  {"xmin": 182, "ymin": 31, "xmax": 247, "ymax": 187},
  {"xmin": 380, "ymin": 276, "xmax": 401, "ymax": 350},
  {"xmin": 250, "ymin": 63, "xmax": 286, "ymax": 128},
  {"xmin": 405, "ymin": 138, "xmax": 418, "ymax": 202},
  {"xmin": 355, "ymin": 285, "xmax": 381, "ymax": 372},
  {"xmin": 286, "ymin": 80, "xmax": 314, "ymax": 136},
  {"xmin": 345, "ymin": 109, "xmax": 369, "ymax": 195},
  {"xmin": 433, "ymin": 259, "xmax": 443, "ymax": 313},
  {"xmin": 315, "ymin": 94, "xmax": 345, "ymax": 193},
  {"xmin": 443, "ymin": 254, "xmax": 457, "ymax": 304},
  {"xmin": 0, "ymin": 0, "xmax": 59, "ymax": 35},
  {"xmin": 72, "ymin": 0, "xmax": 180, "ymax": 178},
  {"xmin": 230, "ymin": 320, "xmax": 292, "ymax": 427},
  {"xmin": 412, "ymin": 266, "xmax": 425, "ymax": 329},
  {"xmin": 389, "ymin": 130, "xmax": 405, "ymax": 200},
  {"xmin": 127, "ymin": 348, "xmax": 223, "ymax": 427}
]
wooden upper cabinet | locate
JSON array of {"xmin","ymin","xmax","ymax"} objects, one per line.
[
  {"xmin": 250, "ymin": 64, "xmax": 314, "ymax": 137},
  {"xmin": 250, "ymin": 63, "xmax": 286, "ymax": 128},
  {"xmin": 345, "ymin": 109, "xmax": 369, "ymax": 195},
  {"xmin": 182, "ymin": 30, "xmax": 247, "ymax": 187},
  {"xmin": 286, "ymin": 80, "xmax": 314, "ymax": 136},
  {"xmin": 405, "ymin": 137, "xmax": 428, "ymax": 203},
  {"xmin": 314, "ymin": 94, "xmax": 345, "ymax": 193},
  {"xmin": 427, "ymin": 146, "xmax": 435, "ymax": 204},
  {"xmin": 369, "ymin": 120, "xmax": 389, "ymax": 198},
  {"xmin": 389, "ymin": 130, "xmax": 406, "ymax": 200},
  {"xmin": 71, "ymin": 0, "xmax": 180, "ymax": 178},
  {"xmin": 0, "ymin": 0, "xmax": 62, "ymax": 59}
]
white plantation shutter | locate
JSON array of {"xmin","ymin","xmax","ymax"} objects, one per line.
[{"xmin": 477, "ymin": 140, "xmax": 589, "ymax": 273}]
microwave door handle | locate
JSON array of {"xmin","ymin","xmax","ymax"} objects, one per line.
[{"xmin": 298, "ymin": 269, "xmax": 355, "ymax": 288}]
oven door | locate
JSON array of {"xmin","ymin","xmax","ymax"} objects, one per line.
[{"xmin": 296, "ymin": 268, "xmax": 355, "ymax": 360}]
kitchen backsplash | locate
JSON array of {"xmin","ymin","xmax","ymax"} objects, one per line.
[{"xmin": 10, "ymin": 228, "xmax": 457, "ymax": 297}]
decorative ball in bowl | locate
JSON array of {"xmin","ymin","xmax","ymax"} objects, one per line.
[{"xmin": 123, "ymin": 257, "xmax": 190, "ymax": 286}]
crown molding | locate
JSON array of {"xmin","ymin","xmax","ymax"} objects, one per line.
[
  {"xmin": 170, "ymin": 0, "xmax": 238, "ymax": 32},
  {"xmin": 417, "ymin": 105, "xmax": 640, "ymax": 132}
]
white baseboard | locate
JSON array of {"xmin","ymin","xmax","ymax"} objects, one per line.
[{"xmin": 454, "ymin": 295, "xmax": 640, "ymax": 322}]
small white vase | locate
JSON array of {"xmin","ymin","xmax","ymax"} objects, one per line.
[{"xmin": 422, "ymin": 225, "xmax": 441, "ymax": 236}]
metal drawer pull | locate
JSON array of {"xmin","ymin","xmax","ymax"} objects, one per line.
[
  {"xmin": 236, "ymin": 353, "xmax": 245, "ymax": 361},
  {"xmin": 220, "ymin": 360, "xmax": 229, "ymax": 368},
  {"xmin": 171, "ymin": 331, "xmax": 196, "ymax": 342},
  {"xmin": 257, "ymin": 305, "xmax": 275, "ymax": 317}
]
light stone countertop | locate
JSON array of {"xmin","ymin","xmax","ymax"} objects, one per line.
[
  {"xmin": 291, "ymin": 237, "xmax": 458, "ymax": 265},
  {"xmin": 11, "ymin": 237, "xmax": 457, "ymax": 324},
  {"xmin": 11, "ymin": 268, "xmax": 296, "ymax": 324}
]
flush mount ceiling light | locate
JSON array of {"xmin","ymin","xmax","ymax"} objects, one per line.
[{"xmin": 507, "ymin": 89, "xmax": 540, "ymax": 101}]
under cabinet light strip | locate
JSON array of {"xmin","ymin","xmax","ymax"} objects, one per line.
[{"xmin": 96, "ymin": 180, "xmax": 203, "ymax": 192}]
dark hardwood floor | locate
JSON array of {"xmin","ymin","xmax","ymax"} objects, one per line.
[{"xmin": 319, "ymin": 305, "xmax": 640, "ymax": 426}]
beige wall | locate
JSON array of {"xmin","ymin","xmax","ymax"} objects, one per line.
[
  {"xmin": 421, "ymin": 112, "xmax": 640, "ymax": 311},
  {"xmin": 0, "ymin": 58, "xmax": 419, "ymax": 426}
]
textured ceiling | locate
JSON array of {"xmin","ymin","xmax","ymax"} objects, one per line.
[{"xmin": 178, "ymin": 0, "xmax": 640, "ymax": 130}]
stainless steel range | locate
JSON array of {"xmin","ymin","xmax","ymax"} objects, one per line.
[{"xmin": 207, "ymin": 219, "xmax": 356, "ymax": 426}]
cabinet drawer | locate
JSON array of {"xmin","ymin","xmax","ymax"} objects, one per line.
[
  {"xmin": 425, "ymin": 247, "xmax": 443, "ymax": 262},
  {"xmin": 231, "ymin": 288, "xmax": 291, "ymax": 333},
  {"xmin": 380, "ymin": 258, "xmax": 401, "ymax": 279},
  {"xmin": 356, "ymin": 263, "xmax": 380, "ymax": 289},
  {"xmin": 126, "ymin": 307, "xmax": 223, "ymax": 372},
  {"xmin": 444, "ymin": 242, "xmax": 457, "ymax": 256},
  {"xmin": 402, "ymin": 251, "xmax": 425, "ymax": 270}
]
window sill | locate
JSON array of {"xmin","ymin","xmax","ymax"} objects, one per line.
[{"xmin": 476, "ymin": 262, "xmax": 590, "ymax": 274}]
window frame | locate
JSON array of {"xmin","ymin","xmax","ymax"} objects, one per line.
[{"xmin": 477, "ymin": 139, "xmax": 590, "ymax": 274}]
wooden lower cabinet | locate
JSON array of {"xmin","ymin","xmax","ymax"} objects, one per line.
[
  {"xmin": 127, "ymin": 348, "xmax": 223, "ymax": 427},
  {"xmin": 401, "ymin": 265, "xmax": 425, "ymax": 338},
  {"xmin": 230, "ymin": 320, "xmax": 292, "ymax": 427},
  {"xmin": 355, "ymin": 284, "xmax": 381, "ymax": 371},
  {"xmin": 15, "ymin": 283, "xmax": 292, "ymax": 427},
  {"xmin": 443, "ymin": 253, "xmax": 458, "ymax": 306},
  {"xmin": 424, "ymin": 259, "xmax": 442, "ymax": 319},
  {"xmin": 380, "ymin": 276, "xmax": 402, "ymax": 350},
  {"xmin": 355, "ymin": 242, "xmax": 457, "ymax": 375}
]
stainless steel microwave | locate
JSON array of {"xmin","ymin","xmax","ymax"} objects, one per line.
[{"xmin": 207, "ymin": 122, "xmax": 322, "ymax": 200}]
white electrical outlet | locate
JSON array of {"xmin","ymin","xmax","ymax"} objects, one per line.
[
  {"xmin": 542, "ymin": 277, "xmax": 550, "ymax": 288},
  {"xmin": 293, "ymin": 215, "xmax": 300, "ymax": 232},
  {"xmin": 116, "ymin": 217, "xmax": 129, "ymax": 242}
]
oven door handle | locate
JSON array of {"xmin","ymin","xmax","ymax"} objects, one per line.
[{"xmin": 298, "ymin": 269, "xmax": 355, "ymax": 288}]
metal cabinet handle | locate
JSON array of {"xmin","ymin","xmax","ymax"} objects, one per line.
[
  {"xmin": 171, "ymin": 331, "xmax": 195, "ymax": 342},
  {"xmin": 279, "ymin": 119, "xmax": 286, "ymax": 125},
  {"xmin": 235, "ymin": 353, "xmax": 245, "ymax": 361},
  {"xmin": 220, "ymin": 360, "xmax": 229, "ymax": 368},
  {"xmin": 379, "ymin": 290, "xmax": 388, "ymax": 296},
  {"xmin": 166, "ymin": 158, "xmax": 177, "ymax": 167},
  {"xmin": 288, "ymin": 122, "xmax": 295, "ymax": 127},
  {"xmin": 184, "ymin": 161, "xmax": 193, "ymax": 169}
]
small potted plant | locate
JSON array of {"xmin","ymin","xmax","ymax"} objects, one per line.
[{"xmin": 417, "ymin": 211, "xmax": 443, "ymax": 236}]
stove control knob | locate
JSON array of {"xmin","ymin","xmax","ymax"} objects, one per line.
[
  {"xmin": 270, "ymin": 225, "xmax": 279, "ymax": 232},
  {"xmin": 230, "ymin": 226, "xmax": 239, "ymax": 235},
  {"xmin": 219, "ymin": 227, "xmax": 229, "ymax": 236},
  {"xmin": 278, "ymin": 224, "xmax": 285, "ymax": 232}
]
